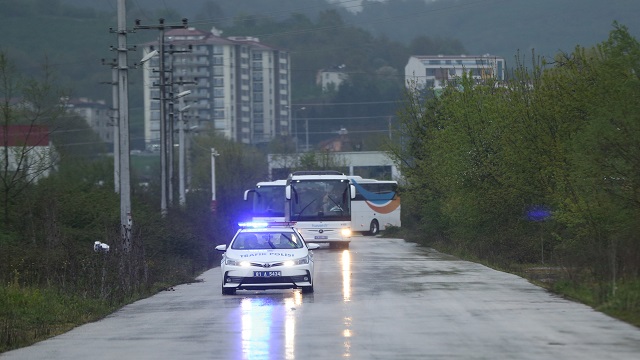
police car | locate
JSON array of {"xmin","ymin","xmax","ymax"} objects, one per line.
[{"xmin": 215, "ymin": 222, "xmax": 320, "ymax": 295}]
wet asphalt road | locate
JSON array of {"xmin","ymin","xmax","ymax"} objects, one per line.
[{"xmin": 3, "ymin": 236, "xmax": 640, "ymax": 360}]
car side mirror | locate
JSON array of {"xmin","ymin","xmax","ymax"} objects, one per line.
[
  {"xmin": 307, "ymin": 243, "xmax": 320, "ymax": 250},
  {"xmin": 215, "ymin": 244, "xmax": 227, "ymax": 252}
]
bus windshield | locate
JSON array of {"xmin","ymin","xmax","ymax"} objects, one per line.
[
  {"xmin": 252, "ymin": 185, "xmax": 285, "ymax": 218},
  {"xmin": 290, "ymin": 179, "xmax": 351, "ymax": 221}
]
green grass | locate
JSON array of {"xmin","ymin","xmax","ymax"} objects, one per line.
[{"xmin": 0, "ymin": 284, "xmax": 117, "ymax": 353}]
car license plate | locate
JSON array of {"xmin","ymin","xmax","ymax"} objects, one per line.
[
  {"xmin": 315, "ymin": 235, "xmax": 328, "ymax": 239},
  {"xmin": 253, "ymin": 271, "xmax": 281, "ymax": 277}
]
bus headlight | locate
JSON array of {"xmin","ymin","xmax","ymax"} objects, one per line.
[{"xmin": 341, "ymin": 228, "xmax": 352, "ymax": 237}]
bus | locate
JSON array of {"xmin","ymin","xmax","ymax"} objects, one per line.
[
  {"xmin": 243, "ymin": 180, "xmax": 287, "ymax": 222},
  {"xmin": 349, "ymin": 176, "xmax": 401, "ymax": 235},
  {"xmin": 285, "ymin": 171, "xmax": 356, "ymax": 249}
]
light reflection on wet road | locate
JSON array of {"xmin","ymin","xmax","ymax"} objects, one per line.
[{"xmin": 3, "ymin": 236, "xmax": 640, "ymax": 360}]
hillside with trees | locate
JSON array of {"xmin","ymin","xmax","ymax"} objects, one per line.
[
  {"xmin": 62, "ymin": 0, "xmax": 640, "ymax": 60},
  {"xmin": 0, "ymin": 0, "xmax": 467, "ymax": 150}
]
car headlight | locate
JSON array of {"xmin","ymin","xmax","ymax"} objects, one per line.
[
  {"xmin": 284, "ymin": 255, "xmax": 310, "ymax": 267},
  {"xmin": 341, "ymin": 228, "xmax": 352, "ymax": 237},
  {"xmin": 225, "ymin": 258, "xmax": 251, "ymax": 267}
]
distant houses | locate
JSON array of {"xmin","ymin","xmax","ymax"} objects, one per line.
[
  {"xmin": 0, "ymin": 125, "xmax": 56, "ymax": 183},
  {"xmin": 316, "ymin": 64, "xmax": 349, "ymax": 92},
  {"xmin": 405, "ymin": 54, "xmax": 506, "ymax": 91},
  {"xmin": 66, "ymin": 98, "xmax": 113, "ymax": 148}
]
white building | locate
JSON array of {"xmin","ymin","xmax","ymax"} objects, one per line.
[
  {"xmin": 267, "ymin": 151, "xmax": 401, "ymax": 182},
  {"xmin": 0, "ymin": 125, "xmax": 56, "ymax": 183},
  {"xmin": 405, "ymin": 54, "xmax": 506, "ymax": 90},
  {"xmin": 316, "ymin": 65, "xmax": 348, "ymax": 92},
  {"xmin": 142, "ymin": 27, "xmax": 292, "ymax": 147},
  {"xmin": 67, "ymin": 98, "xmax": 113, "ymax": 148}
]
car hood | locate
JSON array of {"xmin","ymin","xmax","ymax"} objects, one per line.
[{"xmin": 227, "ymin": 248, "xmax": 308, "ymax": 262}]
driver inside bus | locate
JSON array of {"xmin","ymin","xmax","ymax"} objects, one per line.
[{"xmin": 322, "ymin": 187, "xmax": 342, "ymax": 213}]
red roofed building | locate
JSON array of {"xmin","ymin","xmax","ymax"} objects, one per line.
[{"xmin": 0, "ymin": 125, "xmax": 56, "ymax": 182}]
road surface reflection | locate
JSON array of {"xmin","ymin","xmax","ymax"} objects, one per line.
[
  {"xmin": 341, "ymin": 249, "xmax": 352, "ymax": 357},
  {"xmin": 240, "ymin": 291, "xmax": 303, "ymax": 359},
  {"xmin": 237, "ymin": 248, "xmax": 354, "ymax": 359}
]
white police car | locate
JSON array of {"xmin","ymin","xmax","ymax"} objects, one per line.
[{"xmin": 215, "ymin": 222, "xmax": 320, "ymax": 295}]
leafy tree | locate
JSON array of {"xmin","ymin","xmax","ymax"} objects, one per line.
[
  {"xmin": 0, "ymin": 52, "xmax": 68, "ymax": 228},
  {"xmin": 392, "ymin": 23, "xmax": 640, "ymax": 282},
  {"xmin": 188, "ymin": 131, "xmax": 268, "ymax": 236}
]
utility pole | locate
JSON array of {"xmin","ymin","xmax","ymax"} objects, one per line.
[
  {"xmin": 134, "ymin": 18, "xmax": 188, "ymax": 215},
  {"xmin": 211, "ymin": 148, "xmax": 219, "ymax": 214},
  {"xmin": 101, "ymin": 58, "xmax": 119, "ymax": 193},
  {"xmin": 175, "ymin": 77, "xmax": 196, "ymax": 207},
  {"xmin": 115, "ymin": 0, "xmax": 132, "ymax": 251},
  {"xmin": 166, "ymin": 46, "xmax": 193, "ymax": 207}
]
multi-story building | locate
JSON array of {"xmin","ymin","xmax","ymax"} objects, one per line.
[
  {"xmin": 67, "ymin": 98, "xmax": 113, "ymax": 148},
  {"xmin": 405, "ymin": 54, "xmax": 506, "ymax": 90},
  {"xmin": 141, "ymin": 27, "xmax": 291, "ymax": 147}
]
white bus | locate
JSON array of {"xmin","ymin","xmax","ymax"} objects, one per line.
[
  {"xmin": 285, "ymin": 171, "xmax": 356, "ymax": 249},
  {"xmin": 349, "ymin": 176, "xmax": 401, "ymax": 235},
  {"xmin": 243, "ymin": 180, "xmax": 287, "ymax": 222}
]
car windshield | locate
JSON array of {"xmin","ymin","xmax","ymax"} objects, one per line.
[{"xmin": 231, "ymin": 231, "xmax": 304, "ymax": 250}]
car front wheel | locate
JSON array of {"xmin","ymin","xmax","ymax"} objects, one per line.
[
  {"xmin": 301, "ymin": 284, "xmax": 314, "ymax": 294},
  {"xmin": 222, "ymin": 286, "xmax": 236, "ymax": 295}
]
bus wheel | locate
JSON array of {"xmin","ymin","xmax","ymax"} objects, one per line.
[{"xmin": 368, "ymin": 220, "xmax": 380, "ymax": 236}]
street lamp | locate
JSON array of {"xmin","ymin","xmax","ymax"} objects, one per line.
[
  {"xmin": 175, "ymin": 90, "xmax": 191, "ymax": 98},
  {"xmin": 139, "ymin": 49, "xmax": 159, "ymax": 64},
  {"xmin": 211, "ymin": 148, "xmax": 220, "ymax": 214},
  {"xmin": 294, "ymin": 106, "xmax": 306, "ymax": 152},
  {"xmin": 178, "ymin": 103, "xmax": 192, "ymax": 207}
]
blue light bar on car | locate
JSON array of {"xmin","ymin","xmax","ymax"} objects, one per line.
[{"xmin": 238, "ymin": 221, "xmax": 297, "ymax": 228}]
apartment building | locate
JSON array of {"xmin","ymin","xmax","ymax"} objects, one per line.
[
  {"xmin": 142, "ymin": 27, "xmax": 291, "ymax": 147},
  {"xmin": 67, "ymin": 98, "xmax": 113, "ymax": 148},
  {"xmin": 405, "ymin": 54, "xmax": 506, "ymax": 90}
]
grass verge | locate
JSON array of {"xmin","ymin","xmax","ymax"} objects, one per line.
[{"xmin": 0, "ymin": 284, "xmax": 118, "ymax": 353}]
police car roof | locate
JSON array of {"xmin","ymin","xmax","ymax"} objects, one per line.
[{"xmin": 238, "ymin": 221, "xmax": 297, "ymax": 230}]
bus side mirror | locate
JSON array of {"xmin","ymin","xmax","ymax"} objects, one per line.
[
  {"xmin": 285, "ymin": 185, "xmax": 291, "ymax": 200},
  {"xmin": 243, "ymin": 189, "xmax": 255, "ymax": 201},
  {"xmin": 350, "ymin": 184, "xmax": 356, "ymax": 199}
]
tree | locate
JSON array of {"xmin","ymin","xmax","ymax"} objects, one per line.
[
  {"xmin": 391, "ymin": 23, "xmax": 640, "ymax": 282},
  {"xmin": 0, "ymin": 52, "xmax": 66, "ymax": 228},
  {"xmin": 188, "ymin": 131, "xmax": 268, "ymax": 235}
]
